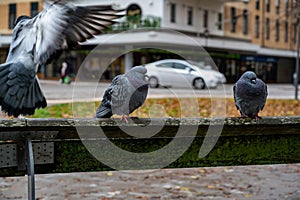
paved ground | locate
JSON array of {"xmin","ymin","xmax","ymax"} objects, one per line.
[
  {"xmin": 39, "ymin": 80, "xmax": 299, "ymax": 105},
  {"xmin": 0, "ymin": 164, "xmax": 299, "ymax": 199},
  {"xmin": 1, "ymin": 80, "xmax": 300, "ymax": 199}
]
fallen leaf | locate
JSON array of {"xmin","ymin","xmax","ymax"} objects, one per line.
[
  {"xmin": 163, "ymin": 184, "xmax": 173, "ymax": 190},
  {"xmin": 190, "ymin": 175, "xmax": 199, "ymax": 179},
  {"xmin": 207, "ymin": 185, "xmax": 215, "ymax": 189},
  {"xmin": 224, "ymin": 168, "xmax": 234, "ymax": 173},
  {"xmin": 180, "ymin": 187, "xmax": 190, "ymax": 191},
  {"xmin": 106, "ymin": 172, "xmax": 113, "ymax": 176},
  {"xmin": 244, "ymin": 193, "xmax": 252, "ymax": 198}
]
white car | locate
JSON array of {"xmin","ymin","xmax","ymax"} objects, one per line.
[
  {"xmin": 144, "ymin": 59, "xmax": 223, "ymax": 89},
  {"xmin": 190, "ymin": 61, "xmax": 227, "ymax": 84}
]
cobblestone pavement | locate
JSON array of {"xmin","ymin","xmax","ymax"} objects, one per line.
[{"xmin": 1, "ymin": 164, "xmax": 299, "ymax": 200}]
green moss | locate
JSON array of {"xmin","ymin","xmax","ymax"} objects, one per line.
[
  {"xmin": 1, "ymin": 133, "xmax": 299, "ymax": 176},
  {"xmin": 28, "ymin": 134, "xmax": 300, "ymax": 174}
]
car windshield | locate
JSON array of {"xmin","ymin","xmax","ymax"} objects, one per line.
[{"xmin": 188, "ymin": 61, "xmax": 218, "ymax": 71}]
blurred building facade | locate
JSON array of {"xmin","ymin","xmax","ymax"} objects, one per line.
[
  {"xmin": 0, "ymin": 0, "xmax": 298, "ymax": 83},
  {"xmin": 224, "ymin": 0, "xmax": 297, "ymax": 83}
]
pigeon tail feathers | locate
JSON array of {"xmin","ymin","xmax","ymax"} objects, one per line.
[
  {"xmin": 95, "ymin": 104, "xmax": 112, "ymax": 118},
  {"xmin": 0, "ymin": 62, "xmax": 46, "ymax": 117}
]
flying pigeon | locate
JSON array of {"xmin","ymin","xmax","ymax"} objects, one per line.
[
  {"xmin": 95, "ymin": 66, "xmax": 149, "ymax": 122},
  {"xmin": 0, "ymin": 1, "xmax": 124, "ymax": 117},
  {"xmin": 233, "ymin": 71, "xmax": 268, "ymax": 119}
]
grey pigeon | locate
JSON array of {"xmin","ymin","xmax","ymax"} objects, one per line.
[
  {"xmin": 233, "ymin": 71, "xmax": 268, "ymax": 119},
  {"xmin": 0, "ymin": 1, "xmax": 124, "ymax": 117},
  {"xmin": 95, "ymin": 66, "xmax": 148, "ymax": 122}
]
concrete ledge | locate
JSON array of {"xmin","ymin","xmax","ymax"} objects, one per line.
[
  {"xmin": 1, "ymin": 116, "xmax": 300, "ymax": 138},
  {"xmin": 0, "ymin": 117, "xmax": 300, "ymax": 176}
]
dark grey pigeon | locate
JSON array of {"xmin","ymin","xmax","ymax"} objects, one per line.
[
  {"xmin": 95, "ymin": 66, "xmax": 148, "ymax": 122},
  {"xmin": 233, "ymin": 71, "xmax": 268, "ymax": 119},
  {"xmin": 0, "ymin": 1, "xmax": 124, "ymax": 117}
]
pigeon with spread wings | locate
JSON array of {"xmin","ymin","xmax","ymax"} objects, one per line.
[{"xmin": 0, "ymin": 1, "xmax": 124, "ymax": 117}]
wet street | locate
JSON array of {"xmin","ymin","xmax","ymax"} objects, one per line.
[
  {"xmin": 1, "ymin": 164, "xmax": 300, "ymax": 199},
  {"xmin": 40, "ymin": 80, "xmax": 299, "ymax": 105}
]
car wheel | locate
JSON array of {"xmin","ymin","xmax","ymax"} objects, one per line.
[
  {"xmin": 148, "ymin": 76, "xmax": 159, "ymax": 88},
  {"xmin": 193, "ymin": 78, "xmax": 205, "ymax": 89}
]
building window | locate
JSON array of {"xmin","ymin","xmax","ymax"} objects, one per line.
[
  {"xmin": 293, "ymin": 23, "xmax": 297, "ymax": 43},
  {"xmin": 187, "ymin": 6, "xmax": 193, "ymax": 25},
  {"xmin": 285, "ymin": 21, "xmax": 289, "ymax": 42},
  {"xmin": 293, "ymin": 0, "xmax": 297, "ymax": 7},
  {"xmin": 266, "ymin": 0, "xmax": 270, "ymax": 12},
  {"xmin": 256, "ymin": 0, "xmax": 260, "ymax": 10},
  {"xmin": 243, "ymin": 10, "xmax": 248, "ymax": 35},
  {"xmin": 255, "ymin": 15, "xmax": 260, "ymax": 38},
  {"xmin": 266, "ymin": 18, "xmax": 270, "ymax": 40},
  {"xmin": 276, "ymin": 0, "xmax": 280, "ymax": 14},
  {"xmin": 230, "ymin": 7, "xmax": 236, "ymax": 33},
  {"xmin": 9, "ymin": 4, "xmax": 16, "ymax": 29},
  {"xmin": 170, "ymin": 3, "xmax": 176, "ymax": 23},
  {"xmin": 218, "ymin": 13, "xmax": 222, "ymax": 30},
  {"xmin": 276, "ymin": 20, "xmax": 280, "ymax": 41},
  {"xmin": 285, "ymin": 0, "xmax": 289, "ymax": 16},
  {"xmin": 203, "ymin": 9, "xmax": 208, "ymax": 28},
  {"xmin": 31, "ymin": 2, "xmax": 39, "ymax": 17}
]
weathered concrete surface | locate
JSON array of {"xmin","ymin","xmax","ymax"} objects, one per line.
[
  {"xmin": 1, "ymin": 117, "xmax": 300, "ymax": 176},
  {"xmin": 1, "ymin": 116, "xmax": 300, "ymax": 138},
  {"xmin": 0, "ymin": 164, "xmax": 299, "ymax": 199}
]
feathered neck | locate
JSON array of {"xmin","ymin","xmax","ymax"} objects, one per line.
[{"xmin": 125, "ymin": 72, "xmax": 147, "ymax": 88}]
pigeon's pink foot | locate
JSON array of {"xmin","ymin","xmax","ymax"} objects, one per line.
[
  {"xmin": 253, "ymin": 115, "xmax": 262, "ymax": 120},
  {"xmin": 121, "ymin": 115, "xmax": 129, "ymax": 123}
]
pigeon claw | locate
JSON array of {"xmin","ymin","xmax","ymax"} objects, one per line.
[
  {"xmin": 121, "ymin": 115, "xmax": 129, "ymax": 123},
  {"xmin": 240, "ymin": 114, "xmax": 261, "ymax": 120},
  {"xmin": 252, "ymin": 115, "xmax": 262, "ymax": 120}
]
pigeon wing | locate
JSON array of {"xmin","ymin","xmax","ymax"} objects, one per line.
[
  {"xmin": 233, "ymin": 83, "xmax": 240, "ymax": 110},
  {"xmin": 260, "ymin": 84, "xmax": 268, "ymax": 111},
  {"xmin": 110, "ymin": 75, "xmax": 130, "ymax": 115},
  {"xmin": 128, "ymin": 85, "xmax": 148, "ymax": 114},
  {"xmin": 32, "ymin": 2, "xmax": 124, "ymax": 65},
  {"xmin": 95, "ymin": 75, "xmax": 120, "ymax": 118},
  {"xmin": 6, "ymin": 19, "xmax": 35, "ymax": 62}
]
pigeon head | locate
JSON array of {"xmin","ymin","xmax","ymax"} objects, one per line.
[
  {"xmin": 15, "ymin": 15, "xmax": 32, "ymax": 26},
  {"xmin": 125, "ymin": 66, "xmax": 148, "ymax": 88},
  {"xmin": 241, "ymin": 71, "xmax": 257, "ymax": 84},
  {"xmin": 127, "ymin": 66, "xmax": 147, "ymax": 78},
  {"xmin": 131, "ymin": 66, "xmax": 147, "ymax": 75}
]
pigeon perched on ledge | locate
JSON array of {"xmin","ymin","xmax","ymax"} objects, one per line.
[
  {"xmin": 233, "ymin": 71, "xmax": 268, "ymax": 119},
  {"xmin": 95, "ymin": 66, "xmax": 149, "ymax": 122},
  {"xmin": 0, "ymin": 1, "xmax": 124, "ymax": 117}
]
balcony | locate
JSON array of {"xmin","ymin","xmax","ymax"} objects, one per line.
[{"xmin": 106, "ymin": 15, "xmax": 161, "ymax": 33}]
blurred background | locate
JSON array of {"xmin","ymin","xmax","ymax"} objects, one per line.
[{"xmin": 0, "ymin": 0, "xmax": 299, "ymax": 84}]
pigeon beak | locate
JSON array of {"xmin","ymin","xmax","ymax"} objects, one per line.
[
  {"xmin": 145, "ymin": 75, "xmax": 149, "ymax": 80},
  {"xmin": 251, "ymin": 79, "xmax": 256, "ymax": 84}
]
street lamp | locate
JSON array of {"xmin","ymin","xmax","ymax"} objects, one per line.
[{"xmin": 295, "ymin": 17, "xmax": 300, "ymax": 100}]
